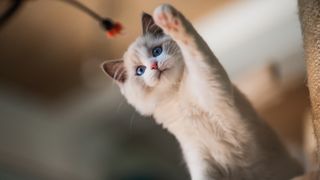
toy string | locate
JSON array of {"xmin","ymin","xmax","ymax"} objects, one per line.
[
  {"xmin": 0, "ymin": 0, "xmax": 23, "ymax": 29},
  {"xmin": 0, "ymin": 0, "xmax": 122, "ymax": 37},
  {"xmin": 57, "ymin": 0, "xmax": 105, "ymax": 22},
  {"xmin": 57, "ymin": 0, "xmax": 120, "ymax": 33}
]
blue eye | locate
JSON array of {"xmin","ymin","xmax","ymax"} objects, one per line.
[
  {"xmin": 152, "ymin": 46, "xmax": 162, "ymax": 57},
  {"xmin": 136, "ymin": 65, "xmax": 146, "ymax": 76}
]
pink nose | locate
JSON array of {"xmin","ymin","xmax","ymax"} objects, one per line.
[{"xmin": 151, "ymin": 62, "xmax": 158, "ymax": 70}]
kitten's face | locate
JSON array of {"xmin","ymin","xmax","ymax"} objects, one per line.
[{"xmin": 102, "ymin": 13, "xmax": 184, "ymax": 115}]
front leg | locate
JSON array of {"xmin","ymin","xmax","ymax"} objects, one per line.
[{"xmin": 153, "ymin": 5, "xmax": 233, "ymax": 111}]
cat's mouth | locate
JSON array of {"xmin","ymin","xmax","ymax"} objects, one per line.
[{"xmin": 157, "ymin": 68, "xmax": 169, "ymax": 79}]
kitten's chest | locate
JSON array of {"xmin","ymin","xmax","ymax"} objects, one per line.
[
  {"xmin": 154, "ymin": 97, "xmax": 252, "ymax": 168},
  {"xmin": 154, "ymin": 98, "xmax": 217, "ymax": 139}
]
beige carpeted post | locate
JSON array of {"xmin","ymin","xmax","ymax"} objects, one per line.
[{"xmin": 298, "ymin": 0, "xmax": 320, "ymax": 175}]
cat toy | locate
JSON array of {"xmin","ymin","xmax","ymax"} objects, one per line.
[
  {"xmin": 59, "ymin": 0, "xmax": 123, "ymax": 38},
  {"xmin": 0, "ymin": 0, "xmax": 123, "ymax": 38}
]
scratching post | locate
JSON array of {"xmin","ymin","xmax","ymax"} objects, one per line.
[{"xmin": 298, "ymin": 0, "xmax": 320, "ymax": 175}]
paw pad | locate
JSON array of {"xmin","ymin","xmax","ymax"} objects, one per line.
[{"xmin": 153, "ymin": 4, "xmax": 182, "ymax": 33}]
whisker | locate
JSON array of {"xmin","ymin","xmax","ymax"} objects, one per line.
[
  {"xmin": 116, "ymin": 99, "xmax": 125, "ymax": 113},
  {"xmin": 129, "ymin": 111, "xmax": 136, "ymax": 129}
]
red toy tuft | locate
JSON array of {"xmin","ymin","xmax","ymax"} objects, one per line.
[{"xmin": 106, "ymin": 22, "xmax": 123, "ymax": 38}]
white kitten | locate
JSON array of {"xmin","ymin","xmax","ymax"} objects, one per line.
[{"xmin": 102, "ymin": 4, "xmax": 302, "ymax": 180}]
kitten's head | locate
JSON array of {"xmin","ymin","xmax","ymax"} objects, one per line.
[{"xmin": 102, "ymin": 13, "xmax": 184, "ymax": 115}]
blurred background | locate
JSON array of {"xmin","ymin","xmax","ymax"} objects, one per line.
[{"xmin": 0, "ymin": 0, "xmax": 311, "ymax": 179}]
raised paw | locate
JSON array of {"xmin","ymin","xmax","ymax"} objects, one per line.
[{"xmin": 153, "ymin": 4, "xmax": 188, "ymax": 40}]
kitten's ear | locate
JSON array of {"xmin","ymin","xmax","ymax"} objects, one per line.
[
  {"xmin": 142, "ymin": 12, "xmax": 163, "ymax": 35},
  {"xmin": 101, "ymin": 60, "xmax": 127, "ymax": 83}
]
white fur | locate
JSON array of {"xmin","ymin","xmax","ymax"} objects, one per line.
[{"xmin": 107, "ymin": 4, "xmax": 303, "ymax": 180}]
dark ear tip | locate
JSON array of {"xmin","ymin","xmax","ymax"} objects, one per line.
[{"xmin": 142, "ymin": 12, "xmax": 152, "ymax": 19}]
